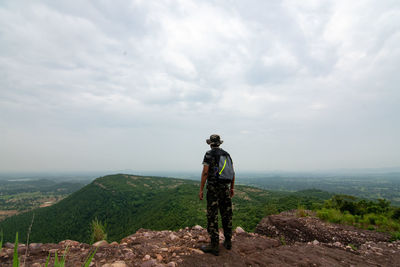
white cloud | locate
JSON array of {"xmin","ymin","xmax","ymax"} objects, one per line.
[{"xmin": 0, "ymin": 0, "xmax": 399, "ymax": 172}]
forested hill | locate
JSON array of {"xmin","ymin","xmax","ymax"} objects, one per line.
[{"xmin": 0, "ymin": 174, "xmax": 332, "ymax": 243}]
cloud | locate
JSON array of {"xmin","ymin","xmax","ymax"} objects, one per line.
[{"xmin": 0, "ymin": 0, "xmax": 399, "ymax": 172}]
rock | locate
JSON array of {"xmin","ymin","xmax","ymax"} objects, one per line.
[
  {"xmin": 59, "ymin": 240, "xmax": 80, "ymax": 247},
  {"xmin": 169, "ymin": 233, "xmax": 178, "ymax": 241},
  {"xmin": 29, "ymin": 243, "xmax": 43, "ymax": 250},
  {"xmin": 93, "ymin": 240, "xmax": 109, "ymax": 247},
  {"xmin": 189, "ymin": 248, "xmax": 205, "ymax": 254},
  {"xmin": 333, "ymin": 242, "xmax": 342, "ymax": 247},
  {"xmin": 49, "ymin": 249, "xmax": 58, "ymax": 254},
  {"xmin": 144, "ymin": 232, "xmax": 153, "ymax": 238},
  {"xmin": 102, "ymin": 264, "xmax": 112, "ymax": 267},
  {"xmin": 111, "ymin": 261, "xmax": 128, "ymax": 267},
  {"xmin": 4, "ymin": 242, "xmax": 14, "ymax": 249},
  {"xmin": 125, "ymin": 252, "xmax": 134, "ymax": 259},
  {"xmin": 143, "ymin": 254, "xmax": 151, "ymax": 261},
  {"xmin": 167, "ymin": 262, "xmax": 177, "ymax": 267},
  {"xmin": 192, "ymin": 225, "xmax": 203, "ymax": 230},
  {"xmin": 110, "ymin": 241, "xmax": 119, "ymax": 246},
  {"xmin": 141, "ymin": 259, "xmax": 156, "ymax": 267},
  {"xmin": 198, "ymin": 236, "xmax": 207, "ymax": 242},
  {"xmin": 156, "ymin": 254, "xmax": 163, "ymax": 261},
  {"xmin": 312, "ymin": 240, "xmax": 319, "ymax": 245},
  {"xmin": 235, "ymin": 227, "xmax": 245, "ymax": 234},
  {"xmin": 160, "ymin": 248, "xmax": 168, "ymax": 252},
  {"xmin": 31, "ymin": 263, "xmax": 41, "ymax": 267}
]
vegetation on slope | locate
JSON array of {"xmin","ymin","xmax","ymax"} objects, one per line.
[
  {"xmin": 316, "ymin": 195, "xmax": 400, "ymax": 240},
  {"xmin": 0, "ymin": 174, "xmax": 332, "ymax": 244}
]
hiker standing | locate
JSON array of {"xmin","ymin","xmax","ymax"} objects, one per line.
[{"xmin": 199, "ymin": 134, "xmax": 235, "ymax": 256}]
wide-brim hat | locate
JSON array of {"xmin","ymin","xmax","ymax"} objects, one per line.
[{"xmin": 206, "ymin": 134, "xmax": 223, "ymax": 145}]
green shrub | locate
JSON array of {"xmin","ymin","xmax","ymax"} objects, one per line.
[
  {"xmin": 343, "ymin": 213, "xmax": 355, "ymax": 225},
  {"xmin": 392, "ymin": 208, "xmax": 400, "ymax": 220},
  {"xmin": 390, "ymin": 231, "xmax": 400, "ymax": 241},
  {"xmin": 366, "ymin": 214, "xmax": 377, "ymax": 225},
  {"xmin": 316, "ymin": 208, "xmax": 344, "ymax": 224},
  {"xmin": 90, "ymin": 218, "xmax": 107, "ymax": 244}
]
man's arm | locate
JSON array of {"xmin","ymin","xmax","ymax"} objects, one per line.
[
  {"xmin": 230, "ymin": 172, "xmax": 235, "ymax": 198},
  {"xmin": 199, "ymin": 165, "xmax": 209, "ymax": 200}
]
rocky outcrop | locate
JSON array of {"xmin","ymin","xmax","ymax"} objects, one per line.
[
  {"xmin": 255, "ymin": 210, "xmax": 391, "ymax": 246},
  {"xmin": 1, "ymin": 211, "xmax": 399, "ymax": 266}
]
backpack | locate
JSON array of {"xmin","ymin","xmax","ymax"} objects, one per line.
[{"xmin": 211, "ymin": 149, "xmax": 235, "ymax": 182}]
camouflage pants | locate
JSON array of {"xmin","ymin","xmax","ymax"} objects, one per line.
[{"xmin": 206, "ymin": 182, "xmax": 232, "ymax": 243}]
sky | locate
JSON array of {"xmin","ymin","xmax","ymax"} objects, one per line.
[{"xmin": 0, "ymin": 0, "xmax": 399, "ymax": 173}]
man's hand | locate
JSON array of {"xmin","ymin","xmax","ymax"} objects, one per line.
[
  {"xmin": 199, "ymin": 190, "xmax": 204, "ymax": 200},
  {"xmin": 230, "ymin": 188, "xmax": 234, "ymax": 198}
]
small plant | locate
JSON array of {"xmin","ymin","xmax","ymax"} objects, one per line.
[
  {"xmin": 53, "ymin": 246, "xmax": 69, "ymax": 267},
  {"xmin": 83, "ymin": 247, "xmax": 98, "ymax": 267},
  {"xmin": 279, "ymin": 235, "xmax": 286, "ymax": 246},
  {"xmin": 296, "ymin": 206, "xmax": 307, "ymax": 217},
  {"xmin": 90, "ymin": 218, "xmax": 107, "ymax": 243},
  {"xmin": 348, "ymin": 243, "xmax": 357, "ymax": 250},
  {"xmin": 44, "ymin": 253, "xmax": 50, "ymax": 267},
  {"xmin": 13, "ymin": 232, "xmax": 19, "ymax": 267}
]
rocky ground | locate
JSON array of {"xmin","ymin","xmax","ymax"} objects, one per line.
[{"xmin": 1, "ymin": 210, "xmax": 399, "ymax": 266}]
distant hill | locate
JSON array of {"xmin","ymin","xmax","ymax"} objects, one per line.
[{"xmin": 0, "ymin": 174, "xmax": 332, "ymax": 243}]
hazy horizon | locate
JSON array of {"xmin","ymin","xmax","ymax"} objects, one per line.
[{"xmin": 1, "ymin": 1, "xmax": 399, "ymax": 172}]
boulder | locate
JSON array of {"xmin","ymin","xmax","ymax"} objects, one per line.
[
  {"xmin": 93, "ymin": 240, "xmax": 109, "ymax": 247},
  {"xmin": 192, "ymin": 225, "xmax": 203, "ymax": 230},
  {"xmin": 235, "ymin": 227, "xmax": 246, "ymax": 234}
]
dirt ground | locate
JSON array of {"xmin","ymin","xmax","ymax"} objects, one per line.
[{"xmin": 1, "ymin": 211, "xmax": 399, "ymax": 266}]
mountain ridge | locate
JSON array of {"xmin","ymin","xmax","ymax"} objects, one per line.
[{"xmin": 0, "ymin": 174, "xmax": 332, "ymax": 244}]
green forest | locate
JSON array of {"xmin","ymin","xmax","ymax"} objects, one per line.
[{"xmin": 0, "ymin": 174, "xmax": 332, "ymax": 244}]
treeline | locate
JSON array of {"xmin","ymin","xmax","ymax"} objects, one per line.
[{"xmin": 240, "ymin": 175, "xmax": 400, "ymax": 206}]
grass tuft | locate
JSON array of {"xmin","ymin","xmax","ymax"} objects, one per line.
[
  {"xmin": 83, "ymin": 247, "xmax": 97, "ymax": 267},
  {"xmin": 90, "ymin": 218, "xmax": 107, "ymax": 244},
  {"xmin": 296, "ymin": 206, "xmax": 307, "ymax": 217},
  {"xmin": 13, "ymin": 232, "xmax": 19, "ymax": 267}
]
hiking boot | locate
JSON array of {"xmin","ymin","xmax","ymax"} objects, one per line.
[
  {"xmin": 223, "ymin": 239, "xmax": 232, "ymax": 250},
  {"xmin": 200, "ymin": 242, "xmax": 219, "ymax": 256}
]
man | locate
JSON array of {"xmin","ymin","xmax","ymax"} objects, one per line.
[{"xmin": 199, "ymin": 134, "xmax": 235, "ymax": 256}]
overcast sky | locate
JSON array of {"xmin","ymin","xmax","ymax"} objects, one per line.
[{"xmin": 1, "ymin": 0, "xmax": 399, "ymax": 173}]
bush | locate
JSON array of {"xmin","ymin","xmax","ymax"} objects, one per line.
[
  {"xmin": 390, "ymin": 232, "xmax": 400, "ymax": 241},
  {"xmin": 90, "ymin": 218, "xmax": 107, "ymax": 244},
  {"xmin": 392, "ymin": 208, "xmax": 400, "ymax": 220},
  {"xmin": 343, "ymin": 213, "xmax": 355, "ymax": 225},
  {"xmin": 316, "ymin": 208, "xmax": 343, "ymax": 224}
]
